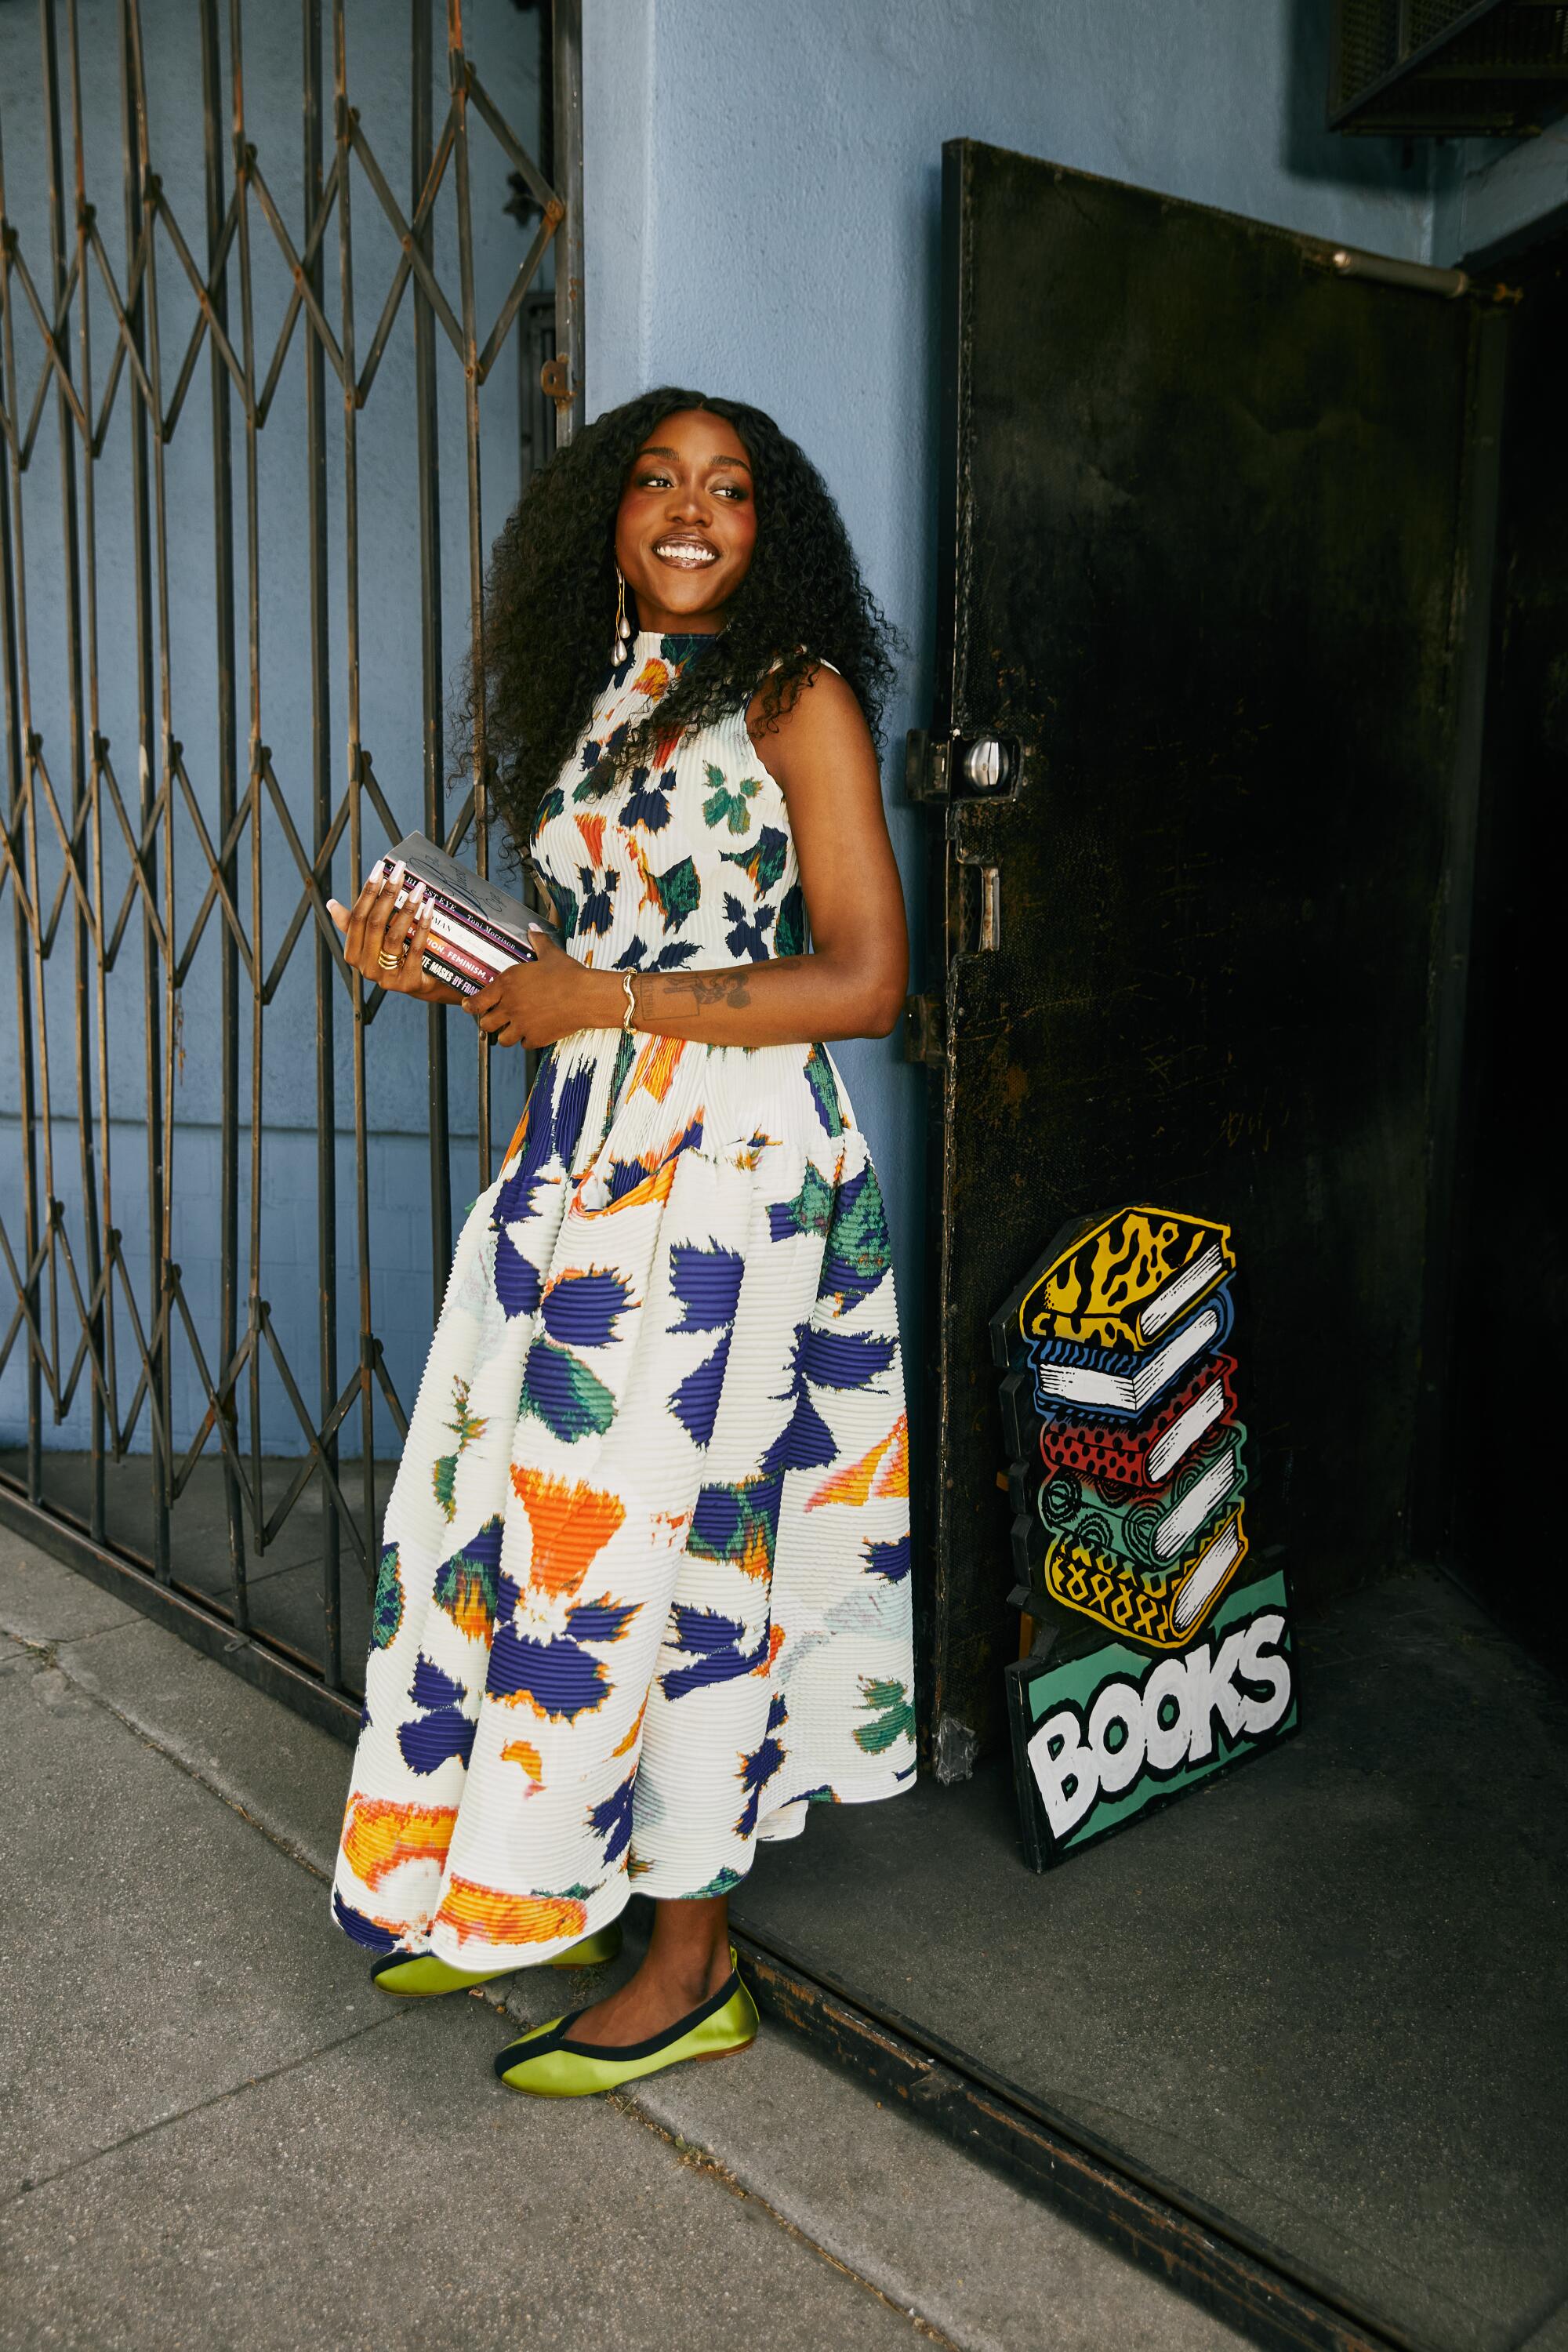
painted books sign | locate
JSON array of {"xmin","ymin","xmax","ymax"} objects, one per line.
[
  {"xmin": 990, "ymin": 1207, "xmax": 1298, "ymax": 1868},
  {"xmin": 1007, "ymin": 1569, "xmax": 1295, "ymax": 1867}
]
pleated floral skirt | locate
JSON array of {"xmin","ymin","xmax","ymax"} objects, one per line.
[{"xmin": 330, "ymin": 1022, "xmax": 914, "ymax": 1968}]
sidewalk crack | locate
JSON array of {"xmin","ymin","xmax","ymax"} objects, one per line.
[
  {"xmin": 615, "ymin": 2092, "xmax": 965, "ymax": 2347},
  {"xmin": 463, "ymin": 1977, "xmax": 962, "ymax": 2349},
  {"xmin": 6, "ymin": 2011, "xmax": 406, "ymax": 2210}
]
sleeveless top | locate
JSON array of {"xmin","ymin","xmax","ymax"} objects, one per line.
[
  {"xmin": 531, "ymin": 630, "xmax": 808, "ymax": 974},
  {"xmin": 525, "ymin": 628, "xmax": 856, "ymax": 1187}
]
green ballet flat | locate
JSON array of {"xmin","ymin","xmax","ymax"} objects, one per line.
[
  {"xmin": 543, "ymin": 1919, "xmax": 624, "ymax": 1969},
  {"xmin": 371, "ymin": 1918, "xmax": 622, "ymax": 1998},
  {"xmin": 493, "ymin": 1953, "xmax": 759, "ymax": 2098}
]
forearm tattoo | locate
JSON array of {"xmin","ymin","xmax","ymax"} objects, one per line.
[{"xmin": 656, "ymin": 969, "xmax": 753, "ymax": 1011}]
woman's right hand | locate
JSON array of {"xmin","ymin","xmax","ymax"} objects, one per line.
[{"xmin": 326, "ymin": 871, "xmax": 466, "ymax": 1005}]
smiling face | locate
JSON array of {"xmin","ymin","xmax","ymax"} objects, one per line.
[{"xmin": 614, "ymin": 407, "xmax": 758, "ymax": 637}]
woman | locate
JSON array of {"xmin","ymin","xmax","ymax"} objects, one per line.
[{"xmin": 326, "ymin": 391, "xmax": 914, "ymax": 2098}]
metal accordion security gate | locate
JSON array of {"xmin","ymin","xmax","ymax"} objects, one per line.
[{"xmin": 0, "ymin": 0, "xmax": 584, "ymax": 1733}]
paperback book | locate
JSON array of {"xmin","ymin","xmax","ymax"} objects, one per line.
[{"xmin": 370, "ymin": 831, "xmax": 558, "ymax": 999}]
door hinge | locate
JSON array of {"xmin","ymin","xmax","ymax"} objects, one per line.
[
  {"xmin": 906, "ymin": 729, "xmax": 952, "ymax": 804},
  {"xmin": 903, "ymin": 993, "xmax": 946, "ymax": 1065}
]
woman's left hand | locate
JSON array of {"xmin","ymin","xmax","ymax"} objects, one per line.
[{"xmin": 467, "ymin": 926, "xmax": 606, "ymax": 1048}]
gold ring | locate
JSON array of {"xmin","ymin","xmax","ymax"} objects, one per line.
[{"xmin": 376, "ymin": 949, "xmax": 401, "ymax": 971}]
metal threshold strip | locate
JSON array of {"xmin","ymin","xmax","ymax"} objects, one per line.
[{"xmin": 2, "ymin": 1471, "xmax": 1412, "ymax": 2352}]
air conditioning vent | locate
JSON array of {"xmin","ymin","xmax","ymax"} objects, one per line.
[{"xmin": 1330, "ymin": 0, "xmax": 1568, "ymax": 133}]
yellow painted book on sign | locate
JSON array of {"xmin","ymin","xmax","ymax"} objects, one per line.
[{"xmin": 1015, "ymin": 1206, "xmax": 1236, "ymax": 1352}]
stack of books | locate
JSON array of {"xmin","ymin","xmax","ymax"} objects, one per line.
[
  {"xmin": 370, "ymin": 832, "xmax": 553, "ymax": 999},
  {"xmin": 992, "ymin": 1207, "xmax": 1248, "ymax": 1652}
]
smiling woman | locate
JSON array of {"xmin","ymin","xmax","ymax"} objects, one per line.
[
  {"xmin": 625, "ymin": 417, "xmax": 760, "ymax": 601},
  {"xmin": 324, "ymin": 391, "xmax": 914, "ymax": 2100}
]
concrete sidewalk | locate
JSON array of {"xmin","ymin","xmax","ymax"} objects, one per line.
[{"xmin": 0, "ymin": 1531, "xmax": 1247, "ymax": 2352}]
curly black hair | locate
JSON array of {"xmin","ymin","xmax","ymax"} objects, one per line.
[{"xmin": 456, "ymin": 388, "xmax": 898, "ymax": 862}]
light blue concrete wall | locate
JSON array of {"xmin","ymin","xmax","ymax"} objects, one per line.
[
  {"xmin": 1432, "ymin": 124, "xmax": 1568, "ymax": 263},
  {"xmin": 583, "ymin": 0, "xmax": 1437, "ymax": 1359},
  {"xmin": 9, "ymin": 0, "xmax": 1472, "ymax": 1462},
  {"xmin": 1, "ymin": 0, "xmax": 543, "ymax": 1456}
]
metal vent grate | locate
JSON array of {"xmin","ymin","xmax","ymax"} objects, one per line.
[
  {"xmin": 1409, "ymin": 0, "xmax": 1481, "ymax": 44},
  {"xmin": 1331, "ymin": 0, "xmax": 1568, "ymax": 132},
  {"xmin": 1336, "ymin": 0, "xmax": 1403, "ymax": 93}
]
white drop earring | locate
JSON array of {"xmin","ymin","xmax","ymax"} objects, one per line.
[{"xmin": 612, "ymin": 565, "xmax": 632, "ymax": 664}]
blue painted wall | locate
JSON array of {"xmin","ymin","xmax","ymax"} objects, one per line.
[
  {"xmin": 1432, "ymin": 124, "xmax": 1568, "ymax": 263},
  {"xmin": 583, "ymin": 0, "xmax": 1440, "ymax": 1362},
  {"xmin": 0, "ymin": 0, "xmax": 543, "ymax": 1457},
  {"xmin": 11, "ymin": 0, "xmax": 1563, "ymax": 1465}
]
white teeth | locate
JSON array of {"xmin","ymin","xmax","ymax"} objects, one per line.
[{"xmin": 654, "ymin": 542, "xmax": 717, "ymax": 567}]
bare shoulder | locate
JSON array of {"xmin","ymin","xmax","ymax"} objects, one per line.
[{"xmin": 746, "ymin": 664, "xmax": 875, "ymax": 789}]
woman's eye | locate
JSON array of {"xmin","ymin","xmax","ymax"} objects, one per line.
[
  {"xmin": 637, "ymin": 470, "xmax": 673, "ymax": 488},
  {"xmin": 714, "ymin": 483, "xmax": 748, "ymax": 501}
]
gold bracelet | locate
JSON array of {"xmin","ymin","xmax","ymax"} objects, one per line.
[{"xmin": 621, "ymin": 970, "xmax": 637, "ymax": 1033}]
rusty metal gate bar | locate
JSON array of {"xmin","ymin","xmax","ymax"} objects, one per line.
[{"xmin": 0, "ymin": 0, "xmax": 582, "ymax": 1717}]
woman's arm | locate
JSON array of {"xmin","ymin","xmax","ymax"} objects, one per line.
[{"xmin": 468, "ymin": 667, "xmax": 909, "ymax": 1051}]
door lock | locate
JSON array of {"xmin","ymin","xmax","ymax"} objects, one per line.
[
  {"xmin": 960, "ymin": 735, "xmax": 1017, "ymax": 794},
  {"xmin": 906, "ymin": 729, "xmax": 1021, "ymax": 801}
]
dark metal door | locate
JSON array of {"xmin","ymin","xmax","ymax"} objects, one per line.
[
  {"xmin": 0, "ymin": 0, "xmax": 583, "ymax": 1736},
  {"xmin": 913, "ymin": 140, "xmax": 1505, "ymax": 1769}
]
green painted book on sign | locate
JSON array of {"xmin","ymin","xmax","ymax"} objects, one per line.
[{"xmin": 1019, "ymin": 1420, "xmax": 1249, "ymax": 1574}]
